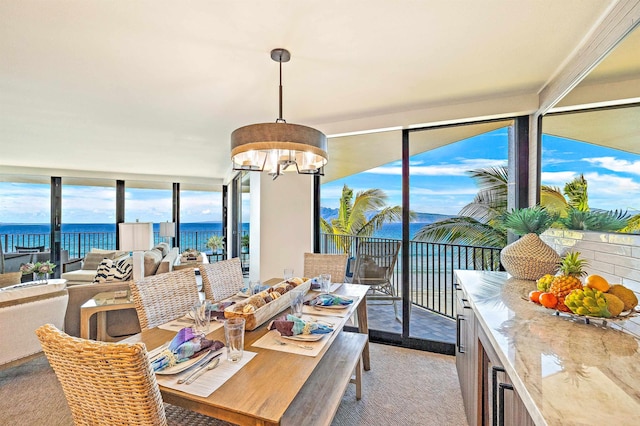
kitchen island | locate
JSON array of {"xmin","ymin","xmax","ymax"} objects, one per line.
[{"xmin": 455, "ymin": 270, "xmax": 640, "ymax": 425}]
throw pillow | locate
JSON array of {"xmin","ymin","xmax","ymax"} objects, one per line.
[
  {"xmin": 83, "ymin": 251, "xmax": 116, "ymax": 270},
  {"xmin": 152, "ymin": 243, "xmax": 169, "ymax": 257},
  {"xmin": 93, "ymin": 259, "xmax": 115, "ymax": 284},
  {"xmin": 113, "ymin": 256, "xmax": 133, "ymax": 281},
  {"xmin": 143, "ymin": 249, "xmax": 163, "ymax": 276}
]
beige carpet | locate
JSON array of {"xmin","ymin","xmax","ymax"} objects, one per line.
[{"xmin": 0, "ymin": 343, "xmax": 467, "ymax": 425}]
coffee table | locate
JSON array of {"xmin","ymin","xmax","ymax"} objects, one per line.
[{"xmin": 80, "ymin": 290, "xmax": 135, "ymax": 341}]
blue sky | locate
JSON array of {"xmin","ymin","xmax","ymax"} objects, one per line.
[
  {"xmin": 1, "ymin": 127, "xmax": 639, "ymax": 223},
  {"xmin": 321, "ymin": 128, "xmax": 640, "ymax": 217}
]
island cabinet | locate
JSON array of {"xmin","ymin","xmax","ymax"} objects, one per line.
[
  {"xmin": 454, "ymin": 270, "xmax": 640, "ymax": 426},
  {"xmin": 477, "ymin": 326, "xmax": 535, "ymax": 426},
  {"xmin": 456, "ymin": 279, "xmax": 534, "ymax": 426},
  {"xmin": 455, "ymin": 282, "xmax": 479, "ymax": 424}
]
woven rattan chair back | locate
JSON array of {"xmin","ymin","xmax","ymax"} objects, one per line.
[
  {"xmin": 0, "ymin": 271, "xmax": 22, "ymax": 288},
  {"xmin": 35, "ymin": 324, "xmax": 168, "ymax": 426},
  {"xmin": 129, "ymin": 269, "xmax": 200, "ymax": 330},
  {"xmin": 200, "ymin": 258, "xmax": 244, "ymax": 301},
  {"xmin": 303, "ymin": 253, "xmax": 349, "ymax": 283}
]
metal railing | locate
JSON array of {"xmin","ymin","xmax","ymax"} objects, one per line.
[
  {"xmin": 1, "ymin": 230, "xmax": 240, "ymax": 260},
  {"xmin": 320, "ymin": 233, "xmax": 503, "ymax": 319}
]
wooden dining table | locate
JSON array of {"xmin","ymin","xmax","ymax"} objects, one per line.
[{"xmin": 123, "ymin": 282, "xmax": 370, "ymax": 426}]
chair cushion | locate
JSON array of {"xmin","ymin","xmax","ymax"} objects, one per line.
[
  {"xmin": 83, "ymin": 252, "xmax": 116, "ymax": 270},
  {"xmin": 93, "ymin": 259, "xmax": 115, "ymax": 284},
  {"xmin": 15, "ymin": 245, "xmax": 45, "ymax": 253}
]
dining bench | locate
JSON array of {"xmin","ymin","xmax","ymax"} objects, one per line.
[{"xmin": 281, "ymin": 331, "xmax": 368, "ymax": 426}]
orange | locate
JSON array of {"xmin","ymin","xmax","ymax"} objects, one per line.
[
  {"xmin": 585, "ymin": 274, "xmax": 610, "ymax": 292},
  {"xmin": 539, "ymin": 292, "xmax": 558, "ymax": 309},
  {"xmin": 529, "ymin": 290, "xmax": 542, "ymax": 304}
]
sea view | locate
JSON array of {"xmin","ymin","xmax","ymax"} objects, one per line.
[{"xmin": 0, "ymin": 221, "xmax": 433, "ymax": 257}]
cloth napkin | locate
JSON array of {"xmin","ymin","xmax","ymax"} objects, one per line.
[
  {"xmin": 151, "ymin": 327, "xmax": 224, "ymax": 372},
  {"xmin": 310, "ymin": 277, "xmax": 320, "ymax": 290},
  {"xmin": 268, "ymin": 314, "xmax": 333, "ymax": 336},
  {"xmin": 306, "ymin": 294, "xmax": 353, "ymax": 307},
  {"xmin": 206, "ymin": 301, "xmax": 235, "ymax": 319}
]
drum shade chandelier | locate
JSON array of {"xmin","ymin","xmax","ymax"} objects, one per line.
[{"xmin": 231, "ymin": 48, "xmax": 328, "ymax": 179}]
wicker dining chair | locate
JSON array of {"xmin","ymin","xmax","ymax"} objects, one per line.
[
  {"xmin": 35, "ymin": 324, "xmax": 230, "ymax": 426},
  {"xmin": 303, "ymin": 253, "xmax": 349, "ymax": 283},
  {"xmin": 200, "ymin": 258, "xmax": 244, "ymax": 302},
  {"xmin": 129, "ymin": 269, "xmax": 200, "ymax": 330}
]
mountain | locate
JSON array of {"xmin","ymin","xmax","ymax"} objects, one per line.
[{"xmin": 320, "ymin": 207, "xmax": 452, "ymax": 224}]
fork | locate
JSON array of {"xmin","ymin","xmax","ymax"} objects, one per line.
[{"xmin": 273, "ymin": 337, "xmax": 314, "ymax": 350}]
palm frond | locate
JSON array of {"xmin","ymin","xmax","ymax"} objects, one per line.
[
  {"xmin": 413, "ymin": 217, "xmax": 506, "ymax": 247},
  {"xmin": 500, "ymin": 206, "xmax": 557, "ymax": 236},
  {"xmin": 563, "ymin": 174, "xmax": 589, "ymax": 212},
  {"xmin": 557, "ymin": 208, "xmax": 629, "ymax": 232}
]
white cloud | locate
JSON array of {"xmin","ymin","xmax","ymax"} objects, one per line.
[
  {"xmin": 540, "ymin": 171, "xmax": 577, "ymax": 187},
  {"xmin": 365, "ymin": 158, "xmax": 506, "ymax": 176},
  {"xmin": 583, "ymin": 157, "xmax": 640, "ymax": 175}
]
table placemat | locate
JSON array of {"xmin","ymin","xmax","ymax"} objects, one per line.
[
  {"xmin": 251, "ymin": 313, "xmax": 342, "ymax": 357},
  {"xmin": 301, "ymin": 295, "xmax": 359, "ymax": 318},
  {"xmin": 155, "ymin": 350, "xmax": 257, "ymax": 397},
  {"xmin": 158, "ymin": 316, "xmax": 224, "ymax": 334}
]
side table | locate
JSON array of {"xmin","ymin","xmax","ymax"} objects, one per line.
[{"xmin": 80, "ymin": 290, "xmax": 135, "ymax": 341}]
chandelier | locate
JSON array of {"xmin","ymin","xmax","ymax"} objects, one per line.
[{"xmin": 230, "ymin": 48, "xmax": 328, "ymax": 179}]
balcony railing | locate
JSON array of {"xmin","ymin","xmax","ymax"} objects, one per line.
[
  {"xmin": 320, "ymin": 233, "xmax": 503, "ymax": 319},
  {"xmin": 1, "ymin": 230, "xmax": 238, "ymax": 260}
]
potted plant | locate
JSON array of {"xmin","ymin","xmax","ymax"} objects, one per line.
[
  {"xmin": 206, "ymin": 235, "xmax": 224, "ymax": 254},
  {"xmin": 499, "ymin": 205, "xmax": 561, "ymax": 281}
]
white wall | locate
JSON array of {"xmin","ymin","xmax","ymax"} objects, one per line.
[{"xmin": 249, "ymin": 172, "xmax": 313, "ymax": 282}]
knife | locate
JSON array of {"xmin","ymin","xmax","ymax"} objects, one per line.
[
  {"xmin": 184, "ymin": 355, "xmax": 221, "ymax": 385},
  {"xmin": 177, "ymin": 352, "xmax": 221, "ymax": 384}
]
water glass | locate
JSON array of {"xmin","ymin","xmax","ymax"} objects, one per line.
[
  {"xmin": 191, "ymin": 300, "xmax": 212, "ymax": 335},
  {"xmin": 224, "ymin": 317, "xmax": 245, "ymax": 362},
  {"xmin": 283, "ymin": 268, "xmax": 294, "ymax": 281},
  {"xmin": 249, "ymin": 280, "xmax": 262, "ymax": 295},
  {"xmin": 290, "ymin": 289, "xmax": 306, "ymax": 317},
  {"xmin": 319, "ymin": 273, "xmax": 332, "ymax": 293}
]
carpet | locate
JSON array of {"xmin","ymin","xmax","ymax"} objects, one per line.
[{"xmin": 0, "ymin": 343, "xmax": 467, "ymax": 425}]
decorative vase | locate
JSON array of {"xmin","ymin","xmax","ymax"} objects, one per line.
[
  {"xmin": 33, "ymin": 273, "xmax": 49, "ymax": 283},
  {"xmin": 500, "ymin": 233, "xmax": 560, "ymax": 281}
]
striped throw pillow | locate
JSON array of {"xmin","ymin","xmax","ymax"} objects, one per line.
[
  {"xmin": 113, "ymin": 256, "xmax": 133, "ymax": 281},
  {"xmin": 93, "ymin": 259, "xmax": 115, "ymax": 284}
]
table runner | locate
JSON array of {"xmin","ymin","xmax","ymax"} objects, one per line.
[{"xmin": 155, "ymin": 349, "xmax": 257, "ymax": 397}]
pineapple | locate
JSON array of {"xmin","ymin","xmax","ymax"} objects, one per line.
[{"xmin": 549, "ymin": 251, "xmax": 588, "ymax": 298}]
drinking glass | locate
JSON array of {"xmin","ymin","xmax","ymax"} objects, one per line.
[
  {"xmin": 283, "ymin": 268, "xmax": 294, "ymax": 281},
  {"xmin": 319, "ymin": 273, "xmax": 331, "ymax": 293},
  {"xmin": 249, "ymin": 280, "xmax": 262, "ymax": 295},
  {"xmin": 290, "ymin": 289, "xmax": 305, "ymax": 317},
  {"xmin": 224, "ymin": 317, "xmax": 245, "ymax": 362},
  {"xmin": 191, "ymin": 300, "xmax": 212, "ymax": 335}
]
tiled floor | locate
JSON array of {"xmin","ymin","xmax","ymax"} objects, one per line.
[{"xmin": 367, "ymin": 300, "xmax": 456, "ymax": 343}]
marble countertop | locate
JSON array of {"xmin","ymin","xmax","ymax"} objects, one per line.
[{"xmin": 455, "ymin": 270, "xmax": 640, "ymax": 425}]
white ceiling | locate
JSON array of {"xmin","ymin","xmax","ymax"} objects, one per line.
[{"xmin": 0, "ymin": 0, "xmax": 634, "ymax": 188}]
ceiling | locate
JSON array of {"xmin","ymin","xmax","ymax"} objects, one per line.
[{"xmin": 1, "ymin": 0, "xmax": 637, "ymax": 189}]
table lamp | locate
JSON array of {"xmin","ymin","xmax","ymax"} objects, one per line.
[
  {"xmin": 159, "ymin": 221, "xmax": 176, "ymax": 244},
  {"xmin": 119, "ymin": 222, "xmax": 153, "ymax": 281}
]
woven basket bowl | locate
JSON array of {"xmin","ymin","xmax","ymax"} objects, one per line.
[{"xmin": 500, "ymin": 233, "xmax": 560, "ymax": 281}]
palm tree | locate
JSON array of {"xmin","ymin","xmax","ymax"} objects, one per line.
[
  {"xmin": 320, "ymin": 184, "xmax": 410, "ymax": 254},
  {"xmin": 414, "ymin": 166, "xmax": 566, "ymax": 248}
]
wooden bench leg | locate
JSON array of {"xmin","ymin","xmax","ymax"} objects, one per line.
[{"xmin": 350, "ymin": 354, "xmax": 363, "ymax": 400}]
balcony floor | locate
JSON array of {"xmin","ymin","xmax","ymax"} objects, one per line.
[{"xmin": 367, "ymin": 301, "xmax": 457, "ymax": 344}]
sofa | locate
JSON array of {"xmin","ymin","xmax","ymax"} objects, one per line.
[
  {"xmin": 0, "ymin": 280, "xmax": 68, "ymax": 366},
  {"xmin": 63, "ymin": 243, "xmax": 179, "ymax": 339},
  {"xmin": 61, "ymin": 244, "xmax": 179, "ymax": 286}
]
